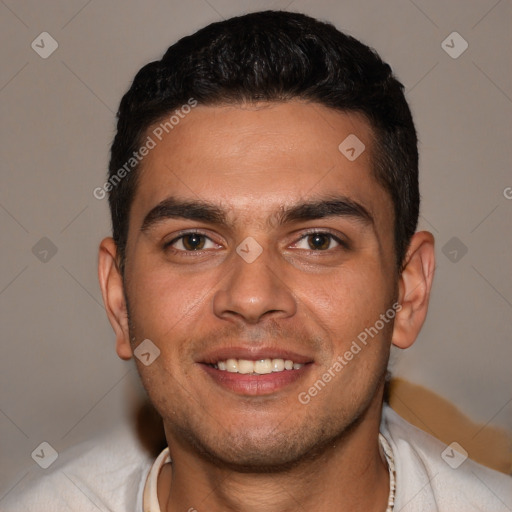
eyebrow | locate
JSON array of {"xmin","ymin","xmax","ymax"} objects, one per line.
[
  {"xmin": 140, "ymin": 195, "xmax": 373, "ymax": 233},
  {"xmin": 278, "ymin": 196, "xmax": 373, "ymax": 226},
  {"xmin": 141, "ymin": 198, "xmax": 227, "ymax": 232}
]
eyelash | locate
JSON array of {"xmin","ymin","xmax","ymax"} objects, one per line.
[
  {"xmin": 163, "ymin": 229, "xmax": 215, "ymax": 254},
  {"xmin": 294, "ymin": 229, "xmax": 349, "ymax": 251},
  {"xmin": 163, "ymin": 229, "xmax": 349, "ymax": 253}
]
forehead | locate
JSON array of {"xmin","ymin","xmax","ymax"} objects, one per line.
[{"xmin": 130, "ymin": 101, "xmax": 392, "ymax": 228}]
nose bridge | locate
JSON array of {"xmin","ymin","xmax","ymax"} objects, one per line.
[{"xmin": 213, "ymin": 237, "xmax": 296, "ymax": 323}]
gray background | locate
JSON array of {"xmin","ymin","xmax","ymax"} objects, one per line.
[{"xmin": 1, "ymin": 0, "xmax": 511, "ymax": 499}]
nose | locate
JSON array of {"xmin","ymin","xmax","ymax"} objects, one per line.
[{"xmin": 213, "ymin": 242, "xmax": 297, "ymax": 325}]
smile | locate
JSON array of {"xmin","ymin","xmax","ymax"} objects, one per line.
[{"xmin": 210, "ymin": 358, "xmax": 305, "ymax": 375}]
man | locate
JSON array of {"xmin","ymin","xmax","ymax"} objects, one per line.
[{"xmin": 4, "ymin": 10, "xmax": 511, "ymax": 512}]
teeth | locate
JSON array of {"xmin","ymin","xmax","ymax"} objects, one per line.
[
  {"xmin": 226, "ymin": 358, "xmax": 238, "ymax": 373},
  {"xmin": 254, "ymin": 359, "xmax": 273, "ymax": 374},
  {"xmin": 212, "ymin": 358, "xmax": 304, "ymax": 374},
  {"xmin": 238, "ymin": 359, "xmax": 255, "ymax": 374},
  {"xmin": 272, "ymin": 359, "xmax": 285, "ymax": 372}
]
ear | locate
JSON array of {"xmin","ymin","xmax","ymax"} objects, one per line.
[
  {"xmin": 392, "ymin": 231, "xmax": 435, "ymax": 349},
  {"xmin": 98, "ymin": 238, "xmax": 132, "ymax": 360}
]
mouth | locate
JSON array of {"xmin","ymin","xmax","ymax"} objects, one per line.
[{"xmin": 198, "ymin": 348, "xmax": 314, "ymax": 396}]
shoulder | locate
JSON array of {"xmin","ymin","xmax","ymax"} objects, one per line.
[
  {"xmin": 381, "ymin": 404, "xmax": 512, "ymax": 512},
  {"xmin": 1, "ymin": 422, "xmax": 153, "ymax": 512}
]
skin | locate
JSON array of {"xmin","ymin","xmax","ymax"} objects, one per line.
[{"xmin": 98, "ymin": 101, "xmax": 435, "ymax": 512}]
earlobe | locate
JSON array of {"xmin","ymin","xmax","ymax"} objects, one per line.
[
  {"xmin": 392, "ymin": 231, "xmax": 435, "ymax": 349},
  {"xmin": 98, "ymin": 238, "xmax": 133, "ymax": 360}
]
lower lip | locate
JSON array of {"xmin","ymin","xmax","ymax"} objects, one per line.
[{"xmin": 200, "ymin": 364, "xmax": 312, "ymax": 396}]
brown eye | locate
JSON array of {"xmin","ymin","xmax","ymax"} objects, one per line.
[
  {"xmin": 307, "ymin": 233, "xmax": 332, "ymax": 250},
  {"xmin": 292, "ymin": 232, "xmax": 346, "ymax": 251},
  {"xmin": 181, "ymin": 233, "xmax": 206, "ymax": 250},
  {"xmin": 167, "ymin": 232, "xmax": 218, "ymax": 252}
]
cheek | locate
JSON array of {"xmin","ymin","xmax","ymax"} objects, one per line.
[
  {"xmin": 126, "ymin": 268, "xmax": 202, "ymax": 406},
  {"xmin": 297, "ymin": 261, "xmax": 392, "ymax": 340},
  {"xmin": 127, "ymin": 259, "xmax": 216, "ymax": 339}
]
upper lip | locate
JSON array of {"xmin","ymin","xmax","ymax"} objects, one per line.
[{"xmin": 197, "ymin": 346, "xmax": 314, "ymax": 365}]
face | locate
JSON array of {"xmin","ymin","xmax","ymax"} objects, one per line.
[{"xmin": 121, "ymin": 101, "xmax": 398, "ymax": 469}]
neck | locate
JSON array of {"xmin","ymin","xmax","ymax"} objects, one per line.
[{"xmin": 158, "ymin": 403, "xmax": 390, "ymax": 512}]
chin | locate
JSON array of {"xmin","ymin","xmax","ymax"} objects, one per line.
[
  {"xmin": 198, "ymin": 439, "xmax": 318, "ymax": 473},
  {"xmin": 174, "ymin": 415, "xmax": 359, "ymax": 474}
]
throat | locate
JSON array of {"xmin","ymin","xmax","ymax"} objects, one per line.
[{"xmin": 155, "ymin": 442, "xmax": 392, "ymax": 512}]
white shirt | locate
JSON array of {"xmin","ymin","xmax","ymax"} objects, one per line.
[{"xmin": 2, "ymin": 405, "xmax": 511, "ymax": 511}]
